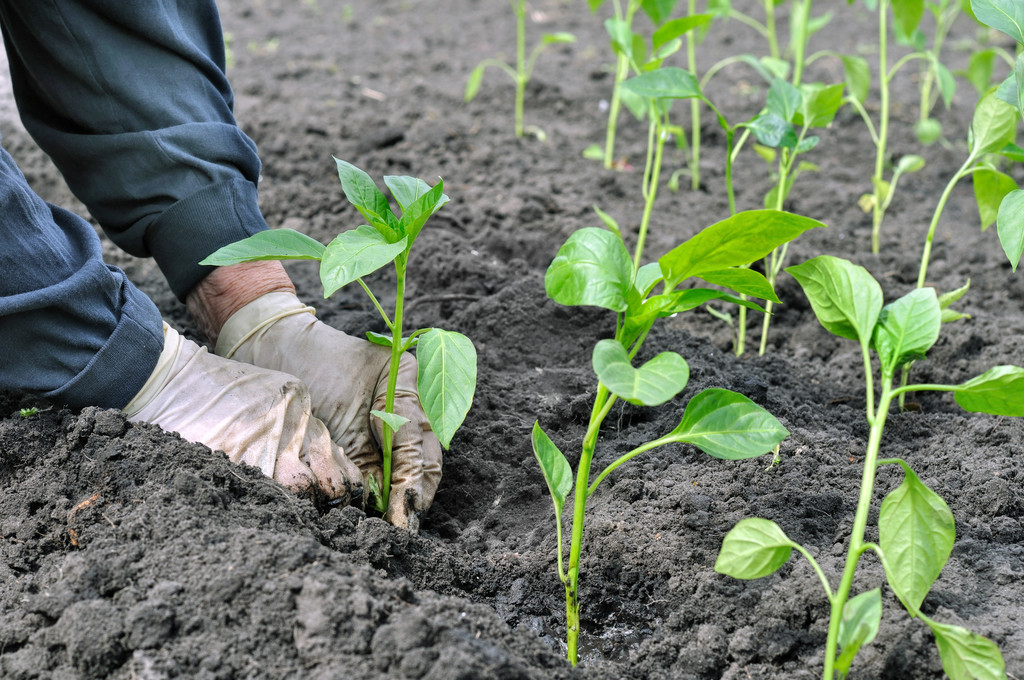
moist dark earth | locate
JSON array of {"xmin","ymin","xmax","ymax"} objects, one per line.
[{"xmin": 2, "ymin": 2, "xmax": 1024, "ymax": 679}]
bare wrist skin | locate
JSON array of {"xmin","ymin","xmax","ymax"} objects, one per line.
[{"xmin": 186, "ymin": 261, "xmax": 296, "ymax": 345}]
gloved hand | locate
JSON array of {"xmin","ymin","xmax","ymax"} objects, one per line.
[
  {"xmin": 123, "ymin": 323, "xmax": 361, "ymax": 504},
  {"xmin": 214, "ymin": 292, "xmax": 442, "ymax": 530}
]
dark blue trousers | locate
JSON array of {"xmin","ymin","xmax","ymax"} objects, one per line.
[{"xmin": 0, "ymin": 1, "xmax": 270, "ymax": 409}]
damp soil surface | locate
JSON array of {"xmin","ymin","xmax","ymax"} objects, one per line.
[{"xmin": 3, "ymin": 2, "xmax": 1024, "ymax": 679}]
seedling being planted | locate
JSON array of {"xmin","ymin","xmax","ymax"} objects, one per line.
[
  {"xmin": 465, "ymin": 0, "xmax": 575, "ymax": 139},
  {"xmin": 202, "ymin": 160, "xmax": 477, "ymax": 514},
  {"xmin": 716, "ymin": 255, "xmax": 1024, "ymax": 680},
  {"xmin": 534, "ymin": 208, "xmax": 824, "ymax": 665}
]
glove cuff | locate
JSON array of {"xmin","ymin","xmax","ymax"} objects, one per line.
[
  {"xmin": 123, "ymin": 323, "xmax": 184, "ymax": 418},
  {"xmin": 216, "ymin": 291, "xmax": 315, "ymax": 359}
]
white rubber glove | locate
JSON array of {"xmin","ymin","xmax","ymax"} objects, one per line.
[
  {"xmin": 215, "ymin": 292, "xmax": 442, "ymax": 530},
  {"xmin": 123, "ymin": 323, "xmax": 361, "ymax": 504}
]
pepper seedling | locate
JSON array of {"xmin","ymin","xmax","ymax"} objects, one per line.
[
  {"xmin": 535, "ymin": 208, "xmax": 824, "ymax": 665},
  {"xmin": 464, "ymin": 0, "xmax": 575, "ymax": 140},
  {"xmin": 201, "ymin": 160, "xmax": 477, "ymax": 514},
  {"xmin": 716, "ymin": 255, "xmax": 1024, "ymax": 680}
]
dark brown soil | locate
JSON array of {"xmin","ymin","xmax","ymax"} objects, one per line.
[{"xmin": 2, "ymin": 2, "xmax": 1023, "ymax": 679}]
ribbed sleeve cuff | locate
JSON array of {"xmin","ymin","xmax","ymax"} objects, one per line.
[{"xmin": 146, "ymin": 178, "xmax": 269, "ymax": 301}]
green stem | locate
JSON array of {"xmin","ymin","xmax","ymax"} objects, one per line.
[
  {"xmin": 634, "ymin": 115, "xmax": 667, "ymax": 272},
  {"xmin": 916, "ymin": 155, "xmax": 976, "ymax": 289},
  {"xmin": 871, "ymin": 1, "xmax": 890, "ymax": 254},
  {"xmin": 514, "ymin": 0, "xmax": 526, "ymax": 138},
  {"xmin": 790, "ymin": 0, "xmax": 812, "ymax": 86},
  {"xmin": 764, "ymin": 0, "xmax": 779, "ymax": 61},
  {"xmin": 379, "ymin": 257, "xmax": 408, "ymax": 512},
  {"xmin": 758, "ymin": 136, "xmax": 800, "ymax": 356},
  {"xmin": 603, "ymin": 2, "xmax": 638, "ymax": 168},
  {"xmin": 688, "ymin": 0, "xmax": 701, "ymax": 190}
]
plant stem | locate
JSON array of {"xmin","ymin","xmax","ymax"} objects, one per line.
[
  {"xmin": 514, "ymin": 0, "xmax": 526, "ymax": 138},
  {"xmin": 688, "ymin": 0, "xmax": 701, "ymax": 190},
  {"xmin": 871, "ymin": 1, "xmax": 890, "ymax": 254},
  {"xmin": 378, "ymin": 257, "xmax": 408, "ymax": 511},
  {"xmin": 790, "ymin": 0, "xmax": 812, "ymax": 86},
  {"xmin": 764, "ymin": 0, "xmax": 779, "ymax": 60},
  {"xmin": 634, "ymin": 115, "xmax": 667, "ymax": 272},
  {"xmin": 916, "ymin": 155, "xmax": 975, "ymax": 288},
  {"xmin": 603, "ymin": 1, "xmax": 638, "ymax": 168},
  {"xmin": 758, "ymin": 134, "xmax": 801, "ymax": 356}
]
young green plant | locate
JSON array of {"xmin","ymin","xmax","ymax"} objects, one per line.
[
  {"xmin": 535, "ymin": 208, "xmax": 824, "ymax": 665},
  {"xmin": 716, "ymin": 255, "xmax": 1023, "ymax": 679},
  {"xmin": 465, "ymin": 0, "xmax": 575, "ymax": 139},
  {"xmin": 201, "ymin": 160, "xmax": 477, "ymax": 514}
]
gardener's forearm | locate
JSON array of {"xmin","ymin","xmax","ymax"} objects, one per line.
[{"xmin": 187, "ymin": 262, "xmax": 295, "ymax": 346}]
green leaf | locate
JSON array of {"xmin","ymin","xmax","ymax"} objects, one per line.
[
  {"xmin": 592, "ymin": 339, "xmax": 689, "ymax": 407},
  {"xmin": 715, "ymin": 518, "xmax": 795, "ymax": 579},
  {"xmin": 416, "ymin": 329, "xmax": 477, "ymax": 449},
  {"xmin": 766, "ymin": 78, "xmax": 802, "ymax": 123},
  {"xmin": 938, "ymin": 280, "xmax": 970, "ymax": 310},
  {"xmin": 531, "ymin": 422, "xmax": 572, "ymax": 512},
  {"xmin": 879, "ymin": 461, "xmax": 955, "ymax": 612},
  {"xmin": 319, "ymin": 226, "xmax": 407, "ymax": 297},
  {"xmin": 199, "ymin": 228, "xmax": 325, "ymax": 266},
  {"xmin": 335, "ymin": 158, "xmax": 398, "ymax": 235},
  {"xmin": 384, "ymin": 175, "xmax": 435, "ymax": 212},
  {"xmin": 927, "ymin": 619, "xmax": 1006, "ymax": 680},
  {"xmin": 653, "ymin": 15, "xmax": 713, "ymax": 49},
  {"xmin": 891, "ymin": 0, "xmax": 925, "ymax": 40},
  {"xmin": 370, "ymin": 409, "xmax": 410, "ymax": 433},
  {"xmin": 963, "ymin": 48, "xmax": 996, "ymax": 96},
  {"xmin": 545, "ymin": 228, "xmax": 634, "ymax": 312},
  {"xmin": 896, "ymin": 154, "xmax": 926, "ymax": 175},
  {"xmin": 540, "ymin": 31, "xmax": 577, "ymax": 45},
  {"xmin": 836, "ymin": 589, "xmax": 882, "ymax": 676},
  {"xmin": 796, "ymin": 82, "xmax": 846, "ymax": 128},
  {"xmin": 696, "ymin": 267, "xmax": 781, "ymax": 302},
  {"xmin": 998, "ymin": 142, "xmax": 1024, "ymax": 163},
  {"xmin": 955, "ymin": 365, "xmax": 1024, "ymax": 416},
  {"xmin": 365, "ymin": 331, "xmax": 420, "ymax": 349},
  {"xmin": 593, "ymin": 205, "xmax": 622, "ymax": 239},
  {"xmin": 659, "ymin": 210, "xmax": 825, "ymax": 287},
  {"xmin": 871, "ymin": 288, "xmax": 941, "ymax": 374},
  {"xmin": 974, "ymin": 169, "xmax": 1018, "ymax": 231},
  {"xmin": 745, "ymin": 112, "xmax": 798, "ymax": 148},
  {"xmin": 915, "ymin": 118, "xmax": 942, "ymax": 145},
  {"xmin": 604, "ymin": 18, "xmax": 633, "ymax": 56},
  {"xmin": 786, "ymin": 256, "xmax": 883, "ymax": 344},
  {"xmin": 397, "ymin": 180, "xmax": 448, "ymax": 245},
  {"xmin": 465, "ymin": 63, "xmax": 485, "ymax": 101},
  {"xmin": 634, "ymin": 262, "xmax": 664, "ymax": 297},
  {"xmin": 932, "ymin": 58, "xmax": 956, "ymax": 109},
  {"xmin": 969, "ymin": 93, "xmax": 1019, "ymax": 157},
  {"xmin": 622, "ymin": 289, "xmax": 767, "ymax": 345},
  {"xmin": 996, "ymin": 189, "xmax": 1024, "ymax": 271},
  {"xmin": 669, "ymin": 388, "xmax": 789, "ymax": 460},
  {"xmin": 840, "ymin": 54, "xmax": 871, "ymax": 105},
  {"xmin": 622, "ymin": 67, "xmax": 705, "ymax": 101},
  {"xmin": 995, "ymin": 72, "xmax": 1017, "ymax": 109},
  {"xmin": 970, "ymin": 0, "xmax": 1024, "ymax": 44},
  {"xmin": 640, "ymin": 0, "xmax": 678, "ymax": 25}
]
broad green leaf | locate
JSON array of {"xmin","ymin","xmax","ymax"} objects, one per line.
[
  {"xmin": 696, "ymin": 267, "xmax": 781, "ymax": 302},
  {"xmin": 640, "ymin": 0, "xmax": 678, "ymax": 25},
  {"xmin": 879, "ymin": 462, "xmax": 955, "ymax": 612},
  {"xmin": 767, "ymin": 78, "xmax": 802, "ymax": 123},
  {"xmin": 540, "ymin": 32, "xmax": 577, "ymax": 45},
  {"xmin": 320, "ymin": 226, "xmax": 407, "ymax": 297},
  {"xmin": 416, "ymin": 329, "xmax": 477, "ymax": 449},
  {"xmin": 653, "ymin": 15, "xmax": 713, "ymax": 50},
  {"xmin": 871, "ymin": 288, "xmax": 941, "ymax": 374},
  {"xmin": 531, "ymin": 422, "xmax": 572, "ymax": 512},
  {"xmin": 384, "ymin": 175, "xmax": 442, "ymax": 213},
  {"xmin": 795, "ymin": 136, "xmax": 820, "ymax": 154},
  {"xmin": 974, "ymin": 169, "xmax": 1018, "ymax": 231},
  {"xmin": 398, "ymin": 180, "xmax": 448, "ymax": 245},
  {"xmin": 840, "ymin": 54, "xmax": 871, "ymax": 105},
  {"xmin": 995, "ymin": 72, "xmax": 1017, "ymax": 110},
  {"xmin": 970, "ymin": 0, "xmax": 1024, "ymax": 44},
  {"xmin": 969, "ymin": 93, "xmax": 1018, "ymax": 157},
  {"xmin": 365, "ymin": 331, "xmax": 420, "ymax": 349},
  {"xmin": 715, "ymin": 518, "xmax": 795, "ymax": 579},
  {"xmin": 891, "ymin": 0, "xmax": 925, "ymax": 40},
  {"xmin": 745, "ymin": 112, "xmax": 798, "ymax": 148},
  {"xmin": 592, "ymin": 339, "xmax": 689, "ymax": 406},
  {"xmin": 786, "ymin": 256, "xmax": 883, "ymax": 343},
  {"xmin": 669, "ymin": 388, "xmax": 789, "ymax": 460},
  {"xmin": 370, "ymin": 409, "xmax": 410, "ymax": 433},
  {"xmin": 659, "ymin": 210, "xmax": 825, "ymax": 287},
  {"xmin": 545, "ymin": 228, "xmax": 634, "ymax": 311},
  {"xmin": 464, "ymin": 63, "xmax": 485, "ymax": 101},
  {"xmin": 635, "ymin": 262, "xmax": 664, "ymax": 297},
  {"xmin": 335, "ymin": 158, "xmax": 398, "ymax": 235},
  {"xmin": 963, "ymin": 49, "xmax": 996, "ymax": 96},
  {"xmin": 796, "ymin": 82, "xmax": 846, "ymax": 128},
  {"xmin": 996, "ymin": 190, "xmax": 1024, "ymax": 271},
  {"xmin": 836, "ymin": 589, "xmax": 883, "ymax": 676},
  {"xmin": 928, "ymin": 619, "xmax": 1007, "ymax": 680},
  {"xmin": 605, "ymin": 18, "xmax": 633, "ymax": 56},
  {"xmin": 199, "ymin": 228, "xmax": 325, "ymax": 266},
  {"xmin": 955, "ymin": 365, "xmax": 1024, "ymax": 416},
  {"xmin": 999, "ymin": 142, "xmax": 1024, "ymax": 163},
  {"xmin": 622, "ymin": 67, "xmax": 704, "ymax": 101}
]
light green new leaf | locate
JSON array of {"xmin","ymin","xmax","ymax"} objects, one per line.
[
  {"xmin": 971, "ymin": 0, "xmax": 1024, "ymax": 44},
  {"xmin": 696, "ymin": 267, "xmax": 781, "ymax": 303},
  {"xmin": 398, "ymin": 180, "xmax": 448, "ymax": 245},
  {"xmin": 531, "ymin": 422, "xmax": 572, "ymax": 513},
  {"xmin": 540, "ymin": 32, "xmax": 577, "ymax": 45},
  {"xmin": 465, "ymin": 63, "xmax": 485, "ymax": 101},
  {"xmin": 593, "ymin": 205, "xmax": 622, "ymax": 239},
  {"xmin": 997, "ymin": 190, "xmax": 1024, "ymax": 271},
  {"xmin": 871, "ymin": 288, "xmax": 941, "ymax": 374},
  {"xmin": 840, "ymin": 55, "xmax": 871, "ymax": 105},
  {"xmin": 634, "ymin": 262, "xmax": 664, "ymax": 297},
  {"xmin": 973, "ymin": 169, "xmax": 1017, "ymax": 231},
  {"xmin": 320, "ymin": 226, "xmax": 407, "ymax": 297},
  {"xmin": 879, "ymin": 462, "xmax": 955, "ymax": 612},
  {"xmin": 767, "ymin": 78, "xmax": 802, "ymax": 124},
  {"xmin": 715, "ymin": 518, "xmax": 795, "ymax": 579},
  {"xmin": 653, "ymin": 15, "xmax": 713, "ymax": 50},
  {"xmin": 932, "ymin": 58, "xmax": 956, "ymax": 109},
  {"xmin": 370, "ymin": 410, "xmax": 410, "ymax": 434},
  {"xmin": 786, "ymin": 256, "xmax": 883, "ymax": 344},
  {"xmin": 335, "ymin": 158, "xmax": 398, "ymax": 235},
  {"xmin": 659, "ymin": 210, "xmax": 825, "ymax": 287},
  {"xmin": 896, "ymin": 154, "xmax": 926, "ymax": 174},
  {"xmin": 955, "ymin": 365, "xmax": 1024, "ymax": 416},
  {"xmin": 927, "ymin": 619, "xmax": 1006, "ymax": 680},
  {"xmin": 796, "ymin": 82, "xmax": 846, "ymax": 128},
  {"xmin": 384, "ymin": 175, "xmax": 449, "ymax": 217},
  {"xmin": 416, "ymin": 329, "xmax": 477, "ymax": 449},
  {"xmin": 545, "ymin": 228, "xmax": 634, "ymax": 312},
  {"xmin": 669, "ymin": 388, "xmax": 789, "ymax": 460},
  {"xmin": 592, "ymin": 339, "xmax": 689, "ymax": 407},
  {"xmin": 622, "ymin": 67, "xmax": 704, "ymax": 101},
  {"xmin": 969, "ymin": 93, "xmax": 1018, "ymax": 158},
  {"xmin": 836, "ymin": 589, "xmax": 882, "ymax": 676},
  {"xmin": 199, "ymin": 228, "xmax": 325, "ymax": 266}
]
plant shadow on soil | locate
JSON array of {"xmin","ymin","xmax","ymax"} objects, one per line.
[{"xmin": 2, "ymin": 1, "xmax": 1024, "ymax": 679}]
